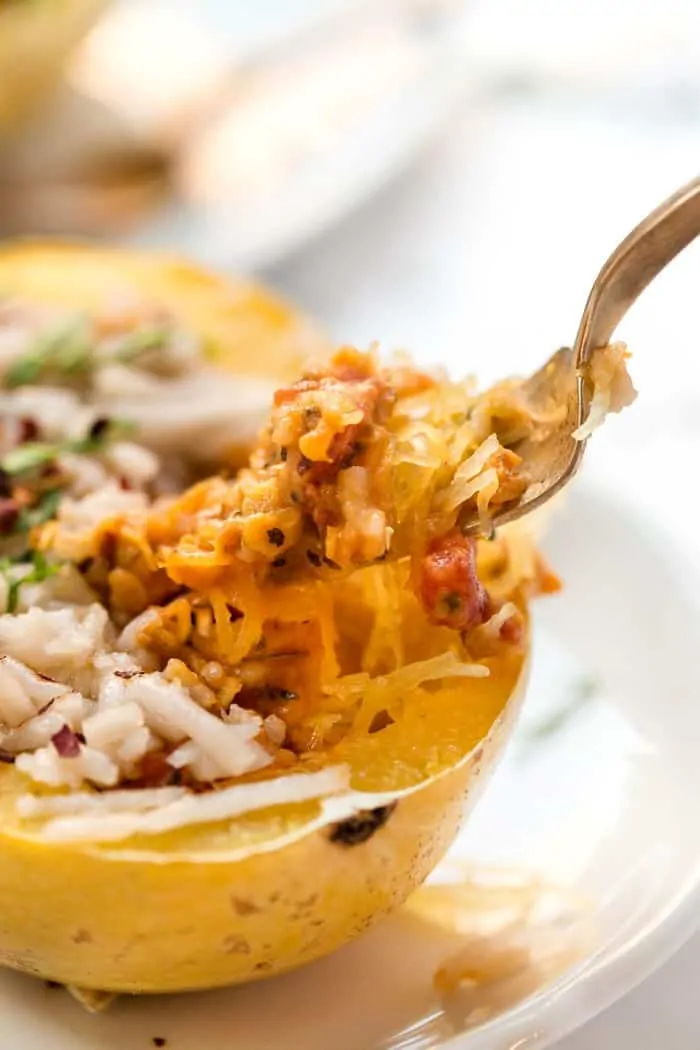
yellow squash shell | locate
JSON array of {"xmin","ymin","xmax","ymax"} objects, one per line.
[
  {"xmin": 0, "ymin": 244, "xmax": 528, "ymax": 993},
  {"xmin": 0, "ymin": 657, "xmax": 526, "ymax": 992}
]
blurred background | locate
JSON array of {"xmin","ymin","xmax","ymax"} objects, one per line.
[
  {"xmin": 2, "ymin": 1, "xmax": 700, "ymax": 1043},
  {"xmin": 0, "ymin": 0, "xmax": 699, "ymax": 539}
]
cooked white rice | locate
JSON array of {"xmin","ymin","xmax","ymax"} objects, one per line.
[{"xmin": 0, "ymin": 297, "xmax": 325, "ymax": 838}]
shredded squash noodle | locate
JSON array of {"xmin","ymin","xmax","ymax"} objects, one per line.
[{"xmin": 0, "ymin": 318, "xmax": 635, "ymax": 838}]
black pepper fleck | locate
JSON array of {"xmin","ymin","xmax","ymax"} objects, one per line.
[
  {"xmin": 368, "ymin": 710, "xmax": 394, "ymax": 734},
  {"xmin": 271, "ymin": 556, "xmax": 287, "ymax": 568},
  {"xmin": 303, "ymin": 407, "xmax": 321, "ymax": 427},
  {"xmin": 280, "ymin": 446, "xmax": 288, "ymax": 462},
  {"xmin": 88, "ymin": 416, "xmax": 111, "ymax": 441},
  {"xmin": 152, "ymin": 1039, "xmax": 167, "ymax": 1048},
  {"xmin": 306, "ymin": 550, "xmax": 321, "ymax": 567},
  {"xmin": 267, "ymin": 687, "xmax": 298, "ymax": 701},
  {"xmin": 266, "ymin": 527, "xmax": 285, "ymax": 548}
]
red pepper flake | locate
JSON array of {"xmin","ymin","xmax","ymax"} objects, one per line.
[
  {"xmin": 51, "ymin": 724, "xmax": 82, "ymax": 758},
  {"xmin": 18, "ymin": 417, "xmax": 40, "ymax": 443}
]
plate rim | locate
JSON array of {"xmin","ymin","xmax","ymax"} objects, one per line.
[{"xmin": 445, "ymin": 479, "xmax": 700, "ymax": 1049}]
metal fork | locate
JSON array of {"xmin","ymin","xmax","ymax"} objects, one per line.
[{"xmin": 473, "ymin": 175, "xmax": 700, "ymax": 533}]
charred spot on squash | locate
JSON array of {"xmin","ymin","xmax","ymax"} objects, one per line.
[{"xmin": 329, "ymin": 802, "xmax": 397, "ymax": 846}]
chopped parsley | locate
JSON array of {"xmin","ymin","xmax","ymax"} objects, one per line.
[
  {"xmin": 0, "ymin": 550, "xmax": 62, "ymax": 613},
  {"xmin": 5, "ymin": 317, "xmax": 93, "ymax": 389},
  {"xmin": 5, "ymin": 318, "xmax": 170, "ymax": 389},
  {"xmin": 0, "ymin": 418, "xmax": 135, "ymax": 476},
  {"xmin": 443, "ymin": 591, "xmax": 462, "ymax": 613},
  {"xmin": 113, "ymin": 326, "xmax": 168, "ymax": 361},
  {"xmin": 15, "ymin": 488, "xmax": 62, "ymax": 533}
]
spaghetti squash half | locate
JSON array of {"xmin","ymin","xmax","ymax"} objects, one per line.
[{"xmin": 0, "ymin": 244, "xmax": 629, "ymax": 994}]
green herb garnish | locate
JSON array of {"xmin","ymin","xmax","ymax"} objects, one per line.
[
  {"xmin": 4, "ymin": 319, "xmax": 172, "ymax": 390},
  {"xmin": 443, "ymin": 592, "xmax": 462, "ymax": 613},
  {"xmin": 113, "ymin": 327, "xmax": 168, "ymax": 362},
  {"xmin": 5, "ymin": 317, "xmax": 93, "ymax": 389},
  {"xmin": 1, "ymin": 441, "xmax": 65, "ymax": 475},
  {"xmin": 15, "ymin": 488, "xmax": 62, "ymax": 533},
  {"xmin": 0, "ymin": 550, "xmax": 62, "ymax": 613},
  {"xmin": 0, "ymin": 418, "xmax": 136, "ymax": 476}
]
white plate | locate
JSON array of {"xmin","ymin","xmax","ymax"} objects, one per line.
[{"xmin": 3, "ymin": 479, "xmax": 700, "ymax": 1048}]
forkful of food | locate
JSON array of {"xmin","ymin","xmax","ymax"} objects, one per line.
[
  {"xmin": 37, "ymin": 177, "xmax": 700, "ymax": 645},
  {"xmin": 465, "ymin": 174, "xmax": 700, "ymax": 534}
]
